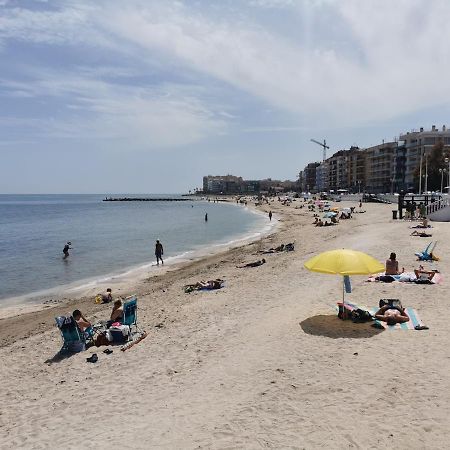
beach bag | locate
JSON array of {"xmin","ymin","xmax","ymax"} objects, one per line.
[
  {"xmin": 377, "ymin": 275, "xmax": 395, "ymax": 283},
  {"xmin": 95, "ymin": 332, "xmax": 110, "ymax": 347},
  {"xmin": 337, "ymin": 303, "xmax": 354, "ymax": 320},
  {"xmin": 350, "ymin": 308, "xmax": 372, "ymax": 323},
  {"xmin": 109, "ymin": 325, "xmax": 130, "ymax": 343},
  {"xmin": 379, "ymin": 299, "xmax": 402, "ymax": 309}
]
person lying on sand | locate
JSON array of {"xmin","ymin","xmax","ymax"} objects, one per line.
[
  {"xmin": 237, "ymin": 258, "xmax": 266, "ymax": 268},
  {"xmin": 262, "ymin": 244, "xmax": 285, "ymax": 253},
  {"xmin": 184, "ymin": 279, "xmax": 224, "ymax": 293},
  {"xmin": 414, "ymin": 265, "xmax": 438, "ymax": 282},
  {"xmin": 261, "ymin": 243, "xmax": 294, "ymax": 254},
  {"xmin": 374, "ymin": 304, "xmax": 410, "ymax": 325},
  {"xmin": 411, "ymin": 230, "xmax": 432, "ymax": 237},
  {"xmin": 411, "ymin": 219, "xmax": 431, "ymax": 229}
]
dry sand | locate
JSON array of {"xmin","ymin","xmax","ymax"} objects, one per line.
[{"xmin": 1, "ymin": 199, "xmax": 450, "ymax": 449}]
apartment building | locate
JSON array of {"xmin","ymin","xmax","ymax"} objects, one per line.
[
  {"xmin": 364, "ymin": 142, "xmax": 397, "ymax": 193},
  {"xmin": 326, "ymin": 149, "xmax": 352, "ymax": 191},
  {"xmin": 315, "ymin": 162, "xmax": 328, "ymax": 192},
  {"xmin": 398, "ymin": 125, "xmax": 450, "ymax": 190},
  {"xmin": 303, "ymin": 162, "xmax": 320, "ymax": 192},
  {"xmin": 202, "ymin": 175, "xmax": 244, "ymax": 193}
]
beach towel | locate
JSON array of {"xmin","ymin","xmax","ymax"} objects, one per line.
[
  {"xmin": 335, "ymin": 302, "xmax": 428, "ymax": 330},
  {"xmin": 367, "ymin": 272, "xmax": 443, "ymax": 284}
]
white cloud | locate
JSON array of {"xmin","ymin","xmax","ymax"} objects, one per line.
[
  {"xmin": 0, "ymin": 69, "xmax": 226, "ymax": 148},
  {"xmin": 2, "ymin": 0, "xmax": 450, "ymax": 135}
]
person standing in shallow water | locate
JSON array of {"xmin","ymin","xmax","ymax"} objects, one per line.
[
  {"xmin": 63, "ymin": 241, "xmax": 72, "ymax": 259},
  {"xmin": 205, "ymin": 213, "xmax": 208, "ymax": 222},
  {"xmin": 269, "ymin": 211, "xmax": 272, "ymax": 221},
  {"xmin": 155, "ymin": 239, "xmax": 164, "ymax": 265}
]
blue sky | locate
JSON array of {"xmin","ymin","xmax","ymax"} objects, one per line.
[{"xmin": 1, "ymin": 0, "xmax": 449, "ymax": 193}]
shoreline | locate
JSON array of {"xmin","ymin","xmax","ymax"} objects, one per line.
[
  {"xmin": 0, "ymin": 200, "xmax": 279, "ymax": 345},
  {"xmin": 0, "ymin": 200, "xmax": 276, "ymax": 315}
]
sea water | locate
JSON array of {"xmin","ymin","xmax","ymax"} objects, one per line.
[{"xmin": 0, "ymin": 194, "xmax": 270, "ymax": 304}]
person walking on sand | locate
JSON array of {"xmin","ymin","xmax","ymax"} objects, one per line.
[
  {"xmin": 269, "ymin": 211, "xmax": 273, "ymax": 221},
  {"xmin": 155, "ymin": 239, "xmax": 164, "ymax": 265},
  {"xmin": 63, "ymin": 241, "xmax": 72, "ymax": 259}
]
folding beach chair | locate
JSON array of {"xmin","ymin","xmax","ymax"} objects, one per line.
[
  {"xmin": 55, "ymin": 316, "xmax": 86, "ymax": 353},
  {"xmin": 415, "ymin": 241, "xmax": 439, "ymax": 261},
  {"xmin": 122, "ymin": 296, "xmax": 139, "ymax": 337}
]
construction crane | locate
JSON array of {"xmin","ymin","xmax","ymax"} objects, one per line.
[{"xmin": 310, "ymin": 138, "xmax": 329, "ymax": 161}]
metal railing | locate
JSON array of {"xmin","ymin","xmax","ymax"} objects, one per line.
[{"xmin": 426, "ymin": 198, "xmax": 450, "ymax": 215}]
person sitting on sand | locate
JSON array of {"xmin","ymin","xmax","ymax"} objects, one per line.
[
  {"xmin": 374, "ymin": 304, "xmax": 410, "ymax": 325},
  {"xmin": 237, "ymin": 258, "xmax": 266, "ymax": 268},
  {"xmin": 101, "ymin": 288, "xmax": 113, "ymax": 303},
  {"xmin": 72, "ymin": 309, "xmax": 92, "ymax": 332},
  {"xmin": 385, "ymin": 252, "xmax": 404, "ymax": 275},
  {"xmin": 315, "ymin": 219, "xmax": 324, "ymax": 227}
]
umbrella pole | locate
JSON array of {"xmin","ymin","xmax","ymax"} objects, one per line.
[{"xmin": 342, "ymin": 276, "xmax": 346, "ymax": 319}]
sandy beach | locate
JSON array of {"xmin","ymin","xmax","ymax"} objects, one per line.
[{"xmin": 1, "ymin": 198, "xmax": 450, "ymax": 449}]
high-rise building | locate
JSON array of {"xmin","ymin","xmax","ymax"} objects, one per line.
[{"xmin": 399, "ymin": 125, "xmax": 450, "ymax": 191}]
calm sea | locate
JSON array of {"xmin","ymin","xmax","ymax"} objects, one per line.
[{"xmin": 0, "ymin": 194, "xmax": 270, "ymax": 304}]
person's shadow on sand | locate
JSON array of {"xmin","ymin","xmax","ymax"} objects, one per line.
[
  {"xmin": 299, "ymin": 315, "xmax": 384, "ymax": 339},
  {"xmin": 45, "ymin": 349, "xmax": 78, "ymax": 365}
]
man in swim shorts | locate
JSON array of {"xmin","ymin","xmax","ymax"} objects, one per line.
[{"xmin": 374, "ymin": 304, "xmax": 410, "ymax": 325}]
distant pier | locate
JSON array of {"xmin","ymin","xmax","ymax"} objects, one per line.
[{"xmin": 103, "ymin": 197, "xmax": 193, "ymax": 202}]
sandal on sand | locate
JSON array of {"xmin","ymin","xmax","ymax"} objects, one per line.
[
  {"xmin": 86, "ymin": 353, "xmax": 98, "ymax": 363},
  {"xmin": 103, "ymin": 349, "xmax": 113, "ymax": 355},
  {"xmin": 414, "ymin": 325, "xmax": 429, "ymax": 330}
]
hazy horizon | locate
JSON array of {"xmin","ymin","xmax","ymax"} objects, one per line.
[{"xmin": 2, "ymin": 0, "xmax": 450, "ymax": 194}]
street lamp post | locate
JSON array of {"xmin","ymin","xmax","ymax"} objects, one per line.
[
  {"xmin": 446, "ymin": 158, "xmax": 450, "ymax": 193},
  {"xmin": 419, "ymin": 148, "xmax": 423, "ymax": 195},
  {"xmin": 439, "ymin": 168, "xmax": 447, "ymax": 194},
  {"xmin": 357, "ymin": 180, "xmax": 361, "ymax": 195}
]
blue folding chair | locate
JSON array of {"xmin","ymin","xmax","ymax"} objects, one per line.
[
  {"xmin": 415, "ymin": 241, "xmax": 438, "ymax": 261},
  {"xmin": 55, "ymin": 316, "xmax": 86, "ymax": 353},
  {"xmin": 122, "ymin": 296, "xmax": 139, "ymax": 336}
]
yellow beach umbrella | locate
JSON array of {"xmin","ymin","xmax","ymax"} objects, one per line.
[
  {"xmin": 304, "ymin": 249, "xmax": 384, "ymax": 275},
  {"xmin": 304, "ymin": 249, "xmax": 384, "ymax": 314}
]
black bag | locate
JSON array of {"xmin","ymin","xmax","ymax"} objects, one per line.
[{"xmin": 350, "ymin": 308, "xmax": 373, "ymax": 323}]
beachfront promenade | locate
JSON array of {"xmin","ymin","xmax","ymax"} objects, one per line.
[{"xmin": 1, "ymin": 199, "xmax": 450, "ymax": 448}]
